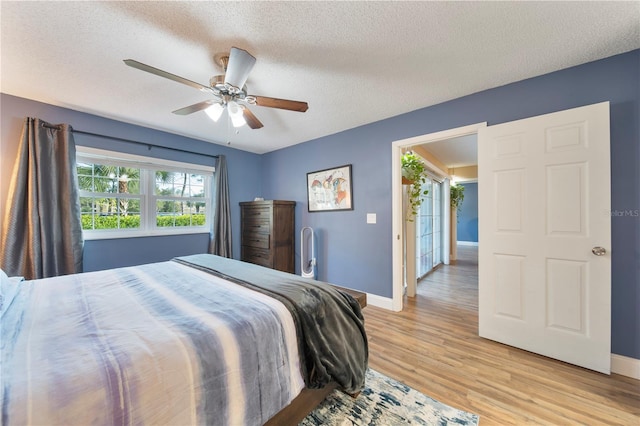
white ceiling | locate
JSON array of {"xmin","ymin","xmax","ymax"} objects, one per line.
[
  {"xmin": 1, "ymin": 1, "xmax": 638, "ymax": 154},
  {"xmin": 420, "ymin": 134, "xmax": 478, "ymax": 168}
]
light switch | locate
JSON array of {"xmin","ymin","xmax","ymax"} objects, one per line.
[{"xmin": 367, "ymin": 213, "xmax": 376, "ymax": 224}]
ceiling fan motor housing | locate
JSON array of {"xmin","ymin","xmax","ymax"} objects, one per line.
[{"xmin": 210, "ymin": 75, "xmax": 249, "ymax": 99}]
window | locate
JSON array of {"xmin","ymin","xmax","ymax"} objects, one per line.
[
  {"xmin": 76, "ymin": 147, "xmax": 213, "ymax": 239},
  {"xmin": 154, "ymin": 171, "xmax": 208, "ymax": 228},
  {"xmin": 416, "ymin": 176, "xmax": 443, "ymax": 279}
]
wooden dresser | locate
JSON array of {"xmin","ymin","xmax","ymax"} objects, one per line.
[{"xmin": 240, "ymin": 200, "xmax": 296, "ymax": 273}]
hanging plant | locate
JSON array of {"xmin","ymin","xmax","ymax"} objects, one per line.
[
  {"xmin": 450, "ymin": 183, "xmax": 465, "ymax": 212},
  {"xmin": 401, "ymin": 152, "xmax": 428, "ymax": 221}
]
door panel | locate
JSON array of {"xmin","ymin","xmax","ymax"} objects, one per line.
[
  {"xmin": 546, "ymin": 258, "xmax": 587, "ymax": 334},
  {"xmin": 494, "ymin": 254, "xmax": 525, "ymax": 319},
  {"xmin": 495, "ymin": 169, "xmax": 525, "ymax": 232},
  {"xmin": 546, "ymin": 163, "xmax": 587, "ymax": 235},
  {"xmin": 479, "ymin": 102, "xmax": 611, "ymax": 374}
]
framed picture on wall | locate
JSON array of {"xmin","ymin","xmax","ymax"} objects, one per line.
[{"xmin": 306, "ymin": 164, "xmax": 353, "ymax": 212}]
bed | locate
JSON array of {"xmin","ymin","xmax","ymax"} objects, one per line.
[{"xmin": 1, "ymin": 254, "xmax": 368, "ymax": 425}]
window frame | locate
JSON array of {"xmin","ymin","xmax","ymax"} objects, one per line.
[{"xmin": 76, "ymin": 146, "xmax": 214, "ymax": 240}]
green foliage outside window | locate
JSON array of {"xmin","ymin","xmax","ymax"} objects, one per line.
[
  {"xmin": 156, "ymin": 213, "xmax": 206, "ymax": 227},
  {"xmin": 81, "ymin": 214, "xmax": 206, "ymax": 230}
]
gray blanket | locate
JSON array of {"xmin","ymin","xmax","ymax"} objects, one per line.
[{"xmin": 173, "ymin": 254, "xmax": 368, "ymax": 394}]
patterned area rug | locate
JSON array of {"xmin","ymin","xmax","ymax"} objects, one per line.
[{"xmin": 301, "ymin": 369, "xmax": 479, "ymax": 425}]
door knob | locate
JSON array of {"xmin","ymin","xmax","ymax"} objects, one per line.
[{"xmin": 592, "ymin": 247, "xmax": 606, "ymax": 256}]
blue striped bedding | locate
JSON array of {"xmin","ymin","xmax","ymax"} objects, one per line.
[{"xmin": 1, "ymin": 260, "xmax": 307, "ymax": 425}]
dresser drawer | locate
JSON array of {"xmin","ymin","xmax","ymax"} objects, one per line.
[
  {"xmin": 242, "ymin": 220, "xmax": 270, "ymax": 233},
  {"xmin": 242, "ymin": 247, "xmax": 272, "ymax": 268},
  {"xmin": 243, "ymin": 207, "xmax": 270, "ymax": 221},
  {"xmin": 242, "ymin": 233, "xmax": 270, "ymax": 249}
]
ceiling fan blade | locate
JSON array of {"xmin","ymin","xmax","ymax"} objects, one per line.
[
  {"xmin": 172, "ymin": 100, "xmax": 219, "ymax": 115},
  {"xmin": 124, "ymin": 59, "xmax": 215, "ymax": 94},
  {"xmin": 224, "ymin": 47, "xmax": 256, "ymax": 89},
  {"xmin": 253, "ymin": 96, "xmax": 309, "ymax": 112},
  {"xmin": 242, "ymin": 107, "xmax": 264, "ymax": 129}
]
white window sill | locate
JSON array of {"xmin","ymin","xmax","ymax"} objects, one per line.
[{"xmin": 83, "ymin": 228, "xmax": 210, "ymax": 241}]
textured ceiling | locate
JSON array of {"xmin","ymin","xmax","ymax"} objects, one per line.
[{"xmin": 1, "ymin": 1, "xmax": 639, "ymax": 154}]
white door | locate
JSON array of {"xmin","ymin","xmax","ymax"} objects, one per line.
[{"xmin": 478, "ymin": 102, "xmax": 611, "ymax": 374}]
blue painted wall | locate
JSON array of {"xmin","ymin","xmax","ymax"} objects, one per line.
[
  {"xmin": 263, "ymin": 50, "xmax": 640, "ymax": 360},
  {"xmin": 2, "ymin": 50, "xmax": 638, "ymax": 360},
  {"xmin": 0, "ymin": 94, "xmax": 263, "ymax": 267},
  {"xmin": 456, "ymin": 183, "xmax": 478, "ymax": 243}
]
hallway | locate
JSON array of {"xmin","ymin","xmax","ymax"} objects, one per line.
[{"xmin": 417, "ymin": 244, "xmax": 478, "ymax": 310}]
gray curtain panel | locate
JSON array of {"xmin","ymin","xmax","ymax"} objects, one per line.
[
  {"xmin": 209, "ymin": 154, "xmax": 232, "ymax": 257},
  {"xmin": 0, "ymin": 118, "xmax": 83, "ymax": 279}
]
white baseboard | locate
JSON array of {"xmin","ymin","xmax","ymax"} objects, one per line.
[
  {"xmin": 366, "ymin": 293, "xmax": 394, "ymax": 310},
  {"xmin": 611, "ymin": 354, "xmax": 640, "ymax": 379},
  {"xmin": 457, "ymin": 241, "xmax": 478, "ymax": 246}
]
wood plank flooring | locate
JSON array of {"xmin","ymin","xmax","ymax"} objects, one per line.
[{"xmin": 362, "ymin": 246, "xmax": 640, "ymax": 425}]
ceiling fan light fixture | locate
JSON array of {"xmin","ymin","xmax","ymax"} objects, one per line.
[
  {"xmin": 205, "ymin": 103, "xmax": 224, "ymax": 122},
  {"xmin": 227, "ymin": 101, "xmax": 246, "ymax": 127},
  {"xmin": 230, "ymin": 112, "xmax": 246, "ymax": 128}
]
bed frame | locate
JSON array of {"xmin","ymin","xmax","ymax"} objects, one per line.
[{"xmin": 265, "ymin": 286, "xmax": 366, "ymax": 425}]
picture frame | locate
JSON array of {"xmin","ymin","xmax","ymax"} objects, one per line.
[{"xmin": 307, "ymin": 164, "xmax": 353, "ymax": 212}]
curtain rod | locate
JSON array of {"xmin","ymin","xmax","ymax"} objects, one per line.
[{"xmin": 42, "ymin": 124, "xmax": 219, "ymax": 159}]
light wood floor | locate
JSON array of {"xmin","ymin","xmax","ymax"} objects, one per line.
[{"xmin": 363, "ymin": 245, "xmax": 640, "ymax": 425}]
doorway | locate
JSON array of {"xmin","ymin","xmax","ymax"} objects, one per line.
[{"xmin": 391, "ymin": 122, "xmax": 486, "ymax": 311}]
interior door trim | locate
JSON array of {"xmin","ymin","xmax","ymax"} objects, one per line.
[{"xmin": 390, "ymin": 122, "xmax": 487, "ymax": 311}]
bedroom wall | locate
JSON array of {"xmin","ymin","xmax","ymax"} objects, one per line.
[
  {"xmin": 2, "ymin": 50, "xmax": 638, "ymax": 361},
  {"xmin": 0, "ymin": 94, "xmax": 262, "ymax": 269},
  {"xmin": 262, "ymin": 49, "xmax": 640, "ymax": 361},
  {"xmin": 456, "ymin": 183, "xmax": 478, "ymax": 243}
]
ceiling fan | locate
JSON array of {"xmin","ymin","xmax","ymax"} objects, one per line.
[{"xmin": 124, "ymin": 47, "xmax": 308, "ymax": 130}]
